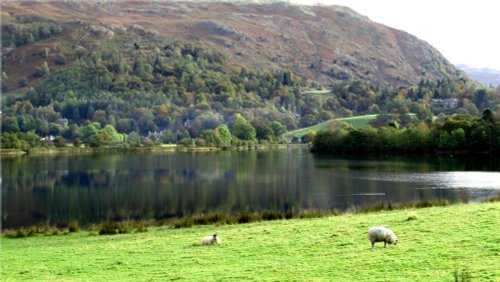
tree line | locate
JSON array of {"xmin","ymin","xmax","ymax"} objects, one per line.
[{"xmin": 311, "ymin": 110, "xmax": 499, "ymax": 155}]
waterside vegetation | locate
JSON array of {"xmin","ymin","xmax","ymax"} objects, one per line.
[
  {"xmin": 1, "ymin": 197, "xmax": 492, "ymax": 238},
  {"xmin": 312, "ymin": 109, "xmax": 500, "ymax": 155}
]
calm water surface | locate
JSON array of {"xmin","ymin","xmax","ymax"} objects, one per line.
[{"xmin": 2, "ymin": 148, "xmax": 499, "ymax": 228}]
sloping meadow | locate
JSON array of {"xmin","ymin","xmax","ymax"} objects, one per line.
[{"xmin": 1, "ymin": 202, "xmax": 499, "ymax": 281}]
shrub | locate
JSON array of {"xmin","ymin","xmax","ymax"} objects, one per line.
[
  {"xmin": 6, "ymin": 227, "xmax": 37, "ymax": 238},
  {"xmin": 134, "ymin": 221, "xmax": 148, "ymax": 233},
  {"xmin": 261, "ymin": 210, "xmax": 283, "ymax": 221},
  {"xmin": 98, "ymin": 221, "xmax": 130, "ymax": 235},
  {"xmin": 237, "ymin": 212, "xmax": 259, "ymax": 224},
  {"xmin": 193, "ymin": 213, "xmax": 223, "ymax": 225},
  {"xmin": 54, "ymin": 53, "xmax": 67, "ymax": 65},
  {"xmin": 482, "ymin": 193, "xmax": 500, "ymax": 203},
  {"xmin": 68, "ymin": 221, "xmax": 80, "ymax": 233},
  {"xmin": 53, "ymin": 136, "xmax": 66, "ymax": 148},
  {"xmin": 32, "ymin": 67, "xmax": 44, "ymax": 77},
  {"xmin": 203, "ymin": 212, "xmax": 231, "ymax": 224},
  {"xmin": 18, "ymin": 77, "xmax": 28, "ymax": 87},
  {"xmin": 172, "ymin": 218, "xmax": 193, "ymax": 229},
  {"xmin": 415, "ymin": 199, "xmax": 449, "ymax": 208},
  {"xmin": 299, "ymin": 209, "xmax": 327, "ymax": 219}
]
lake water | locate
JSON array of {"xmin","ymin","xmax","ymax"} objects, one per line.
[{"xmin": 2, "ymin": 148, "xmax": 499, "ymax": 228}]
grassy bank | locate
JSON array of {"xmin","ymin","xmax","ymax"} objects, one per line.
[
  {"xmin": 283, "ymin": 114, "xmax": 378, "ymax": 141},
  {"xmin": 4, "ymin": 144, "xmax": 306, "ymax": 157},
  {"xmin": 26, "ymin": 145, "xmax": 178, "ymax": 156},
  {"xmin": 0, "ymin": 149, "xmax": 26, "ymax": 156},
  {"xmin": 2, "ymin": 202, "xmax": 499, "ymax": 281}
]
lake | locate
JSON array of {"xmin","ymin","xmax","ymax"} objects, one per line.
[{"xmin": 2, "ymin": 148, "xmax": 499, "ymax": 228}]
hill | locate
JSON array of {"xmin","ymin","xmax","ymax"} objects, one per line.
[
  {"xmin": 1, "ymin": 0, "xmax": 461, "ymax": 89},
  {"xmin": 2, "ymin": 1, "xmax": 498, "ymax": 149},
  {"xmin": 457, "ymin": 64, "xmax": 500, "ymax": 87}
]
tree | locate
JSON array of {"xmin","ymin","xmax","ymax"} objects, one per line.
[
  {"xmin": 1, "ymin": 71, "xmax": 8, "ymax": 92},
  {"xmin": 89, "ymin": 131, "xmax": 110, "ymax": 147},
  {"xmin": 255, "ymin": 123, "xmax": 275, "ymax": 143},
  {"xmin": 32, "ymin": 67, "xmax": 44, "ymax": 78},
  {"xmin": 101, "ymin": 124, "xmax": 124, "ymax": 144},
  {"xmin": 450, "ymin": 128, "xmax": 466, "ymax": 150},
  {"xmin": 233, "ymin": 114, "xmax": 256, "ymax": 141},
  {"xmin": 18, "ymin": 77, "xmax": 28, "ymax": 87},
  {"xmin": 117, "ymin": 118, "xmax": 138, "ymax": 134},
  {"xmin": 474, "ymin": 89, "xmax": 488, "ymax": 111},
  {"xmin": 20, "ymin": 131, "xmax": 41, "ymax": 148},
  {"xmin": 189, "ymin": 111, "xmax": 223, "ymax": 137},
  {"xmin": 215, "ymin": 124, "xmax": 232, "ymax": 146},
  {"xmin": 481, "ymin": 108, "xmax": 494, "ymax": 123},
  {"xmin": 73, "ymin": 137, "xmax": 81, "ymax": 148},
  {"xmin": 1, "ymin": 133, "xmax": 22, "ymax": 149},
  {"xmin": 91, "ymin": 110, "xmax": 107, "ymax": 125},
  {"xmin": 80, "ymin": 122, "xmax": 100, "ymax": 143},
  {"xmin": 301, "ymin": 131, "xmax": 316, "ymax": 143},
  {"xmin": 300, "ymin": 114, "xmax": 317, "ymax": 127},
  {"xmin": 481, "ymin": 109, "xmax": 496, "ymax": 154},
  {"xmin": 53, "ymin": 136, "xmax": 66, "ymax": 147},
  {"xmin": 199, "ymin": 130, "xmax": 222, "ymax": 147},
  {"xmin": 1, "ymin": 116, "xmax": 20, "ymax": 132},
  {"xmin": 270, "ymin": 121, "xmax": 287, "ymax": 137},
  {"xmin": 127, "ymin": 131, "xmax": 142, "ymax": 146},
  {"xmin": 41, "ymin": 61, "xmax": 50, "ymax": 77}
]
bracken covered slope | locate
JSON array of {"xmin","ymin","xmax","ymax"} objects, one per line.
[{"xmin": 1, "ymin": 0, "xmax": 460, "ymax": 87}]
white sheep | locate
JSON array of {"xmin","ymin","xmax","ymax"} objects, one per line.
[
  {"xmin": 367, "ymin": 227, "xmax": 398, "ymax": 249},
  {"xmin": 201, "ymin": 234, "xmax": 220, "ymax": 245}
]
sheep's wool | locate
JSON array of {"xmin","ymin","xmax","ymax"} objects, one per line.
[
  {"xmin": 368, "ymin": 227, "xmax": 397, "ymax": 247},
  {"xmin": 201, "ymin": 235, "xmax": 220, "ymax": 245}
]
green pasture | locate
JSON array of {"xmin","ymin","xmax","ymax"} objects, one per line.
[
  {"xmin": 283, "ymin": 114, "xmax": 378, "ymax": 141},
  {"xmin": 2, "ymin": 202, "xmax": 499, "ymax": 281}
]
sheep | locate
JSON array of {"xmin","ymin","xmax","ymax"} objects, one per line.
[
  {"xmin": 201, "ymin": 234, "xmax": 220, "ymax": 246},
  {"xmin": 367, "ymin": 227, "xmax": 398, "ymax": 249}
]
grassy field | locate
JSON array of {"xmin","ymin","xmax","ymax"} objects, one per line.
[
  {"xmin": 301, "ymin": 89, "xmax": 334, "ymax": 97},
  {"xmin": 283, "ymin": 114, "xmax": 378, "ymax": 141},
  {"xmin": 2, "ymin": 202, "xmax": 499, "ymax": 281},
  {"xmin": 0, "ymin": 92, "xmax": 25, "ymax": 102}
]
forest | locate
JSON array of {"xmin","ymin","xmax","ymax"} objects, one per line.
[
  {"xmin": 1, "ymin": 16, "xmax": 500, "ymax": 150},
  {"xmin": 311, "ymin": 109, "xmax": 499, "ymax": 155}
]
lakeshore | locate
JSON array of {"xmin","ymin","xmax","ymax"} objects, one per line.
[{"xmin": 0, "ymin": 144, "xmax": 310, "ymax": 157}]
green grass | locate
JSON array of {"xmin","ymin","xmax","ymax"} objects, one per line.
[
  {"xmin": 2, "ymin": 202, "xmax": 499, "ymax": 281},
  {"xmin": 0, "ymin": 92, "xmax": 25, "ymax": 101},
  {"xmin": 283, "ymin": 114, "xmax": 378, "ymax": 141},
  {"xmin": 301, "ymin": 89, "xmax": 333, "ymax": 97}
]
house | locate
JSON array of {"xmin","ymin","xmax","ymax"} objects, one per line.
[
  {"xmin": 41, "ymin": 135, "xmax": 55, "ymax": 141},
  {"xmin": 56, "ymin": 118, "xmax": 69, "ymax": 127},
  {"xmin": 430, "ymin": 98, "xmax": 459, "ymax": 110}
]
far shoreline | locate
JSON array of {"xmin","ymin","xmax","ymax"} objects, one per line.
[{"xmin": 0, "ymin": 143, "xmax": 311, "ymax": 157}]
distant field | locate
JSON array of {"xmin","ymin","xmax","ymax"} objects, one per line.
[
  {"xmin": 283, "ymin": 114, "xmax": 378, "ymax": 141},
  {"xmin": 0, "ymin": 92, "xmax": 25, "ymax": 102},
  {"xmin": 2, "ymin": 202, "xmax": 499, "ymax": 281},
  {"xmin": 301, "ymin": 89, "xmax": 333, "ymax": 97}
]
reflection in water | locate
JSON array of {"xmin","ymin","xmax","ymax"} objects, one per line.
[
  {"xmin": 2, "ymin": 149, "xmax": 499, "ymax": 228},
  {"xmin": 358, "ymin": 172, "xmax": 500, "ymax": 190}
]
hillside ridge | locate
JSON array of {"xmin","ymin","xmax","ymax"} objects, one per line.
[{"xmin": 1, "ymin": 0, "xmax": 461, "ymax": 87}]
